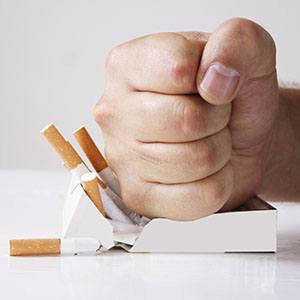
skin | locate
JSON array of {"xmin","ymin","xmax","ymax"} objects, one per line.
[{"xmin": 94, "ymin": 18, "xmax": 300, "ymax": 220}]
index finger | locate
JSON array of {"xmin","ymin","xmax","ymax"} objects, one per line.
[{"xmin": 105, "ymin": 32, "xmax": 208, "ymax": 94}]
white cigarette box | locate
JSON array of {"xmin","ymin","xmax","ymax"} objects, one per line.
[{"xmin": 62, "ymin": 174, "xmax": 277, "ymax": 253}]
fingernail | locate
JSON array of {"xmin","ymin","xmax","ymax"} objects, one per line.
[{"xmin": 200, "ymin": 63, "xmax": 240, "ymax": 100}]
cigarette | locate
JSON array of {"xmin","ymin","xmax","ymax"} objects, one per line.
[
  {"xmin": 73, "ymin": 126, "xmax": 108, "ymax": 172},
  {"xmin": 73, "ymin": 126, "xmax": 120, "ymax": 196},
  {"xmin": 10, "ymin": 238, "xmax": 101, "ymax": 256},
  {"xmin": 81, "ymin": 173, "xmax": 105, "ymax": 215},
  {"xmin": 72, "ymin": 128, "xmax": 147, "ymax": 225},
  {"xmin": 41, "ymin": 124, "xmax": 106, "ymax": 189},
  {"xmin": 41, "ymin": 124, "xmax": 82, "ymax": 170}
]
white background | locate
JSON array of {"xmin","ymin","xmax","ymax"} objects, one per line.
[
  {"xmin": 1, "ymin": 0, "xmax": 299, "ymax": 170},
  {"xmin": 1, "ymin": 170, "xmax": 300, "ymax": 299}
]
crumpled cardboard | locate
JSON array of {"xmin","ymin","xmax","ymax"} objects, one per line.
[{"xmin": 62, "ymin": 174, "xmax": 277, "ymax": 253}]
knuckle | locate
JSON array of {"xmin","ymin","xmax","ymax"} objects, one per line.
[
  {"xmin": 169, "ymin": 58, "xmax": 194, "ymax": 88},
  {"xmin": 105, "ymin": 45, "xmax": 123, "ymax": 72},
  {"xmin": 119, "ymin": 178, "xmax": 133, "ymax": 205},
  {"xmin": 102, "ymin": 141, "xmax": 124, "ymax": 176},
  {"xmin": 173, "ymin": 100, "xmax": 205, "ymax": 138},
  {"xmin": 120, "ymin": 177, "xmax": 149, "ymax": 214},
  {"xmin": 93, "ymin": 95, "xmax": 113, "ymax": 128},
  {"xmin": 225, "ymin": 18, "xmax": 276, "ymax": 54},
  {"xmin": 121, "ymin": 189, "xmax": 135, "ymax": 212},
  {"xmin": 226, "ymin": 18, "xmax": 262, "ymax": 39},
  {"xmin": 207, "ymin": 165, "xmax": 233, "ymax": 212},
  {"xmin": 208, "ymin": 179, "xmax": 228, "ymax": 212},
  {"xmin": 167, "ymin": 37, "xmax": 199, "ymax": 89},
  {"xmin": 201, "ymin": 141, "xmax": 217, "ymax": 170},
  {"xmin": 199, "ymin": 128, "xmax": 231, "ymax": 172}
]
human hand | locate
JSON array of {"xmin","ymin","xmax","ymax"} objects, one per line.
[{"xmin": 94, "ymin": 18, "xmax": 278, "ymax": 220}]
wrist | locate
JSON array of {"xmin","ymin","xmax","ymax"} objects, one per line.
[{"xmin": 259, "ymin": 87, "xmax": 300, "ymax": 201}]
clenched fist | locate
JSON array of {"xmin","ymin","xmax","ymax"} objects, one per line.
[{"xmin": 94, "ymin": 18, "xmax": 279, "ymax": 220}]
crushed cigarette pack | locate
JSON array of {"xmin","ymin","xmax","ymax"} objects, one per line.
[
  {"xmin": 62, "ymin": 172, "xmax": 277, "ymax": 253},
  {"xmin": 41, "ymin": 123, "xmax": 277, "ymax": 253}
]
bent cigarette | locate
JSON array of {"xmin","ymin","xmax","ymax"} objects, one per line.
[
  {"xmin": 10, "ymin": 238, "xmax": 101, "ymax": 256},
  {"xmin": 81, "ymin": 173, "xmax": 105, "ymax": 215},
  {"xmin": 41, "ymin": 124, "xmax": 106, "ymax": 189},
  {"xmin": 41, "ymin": 124, "xmax": 82, "ymax": 170},
  {"xmin": 73, "ymin": 126, "xmax": 107, "ymax": 172},
  {"xmin": 72, "ymin": 128, "xmax": 146, "ymax": 224},
  {"xmin": 73, "ymin": 126, "xmax": 120, "ymax": 195}
]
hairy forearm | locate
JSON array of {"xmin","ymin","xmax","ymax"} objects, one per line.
[{"xmin": 259, "ymin": 88, "xmax": 300, "ymax": 201}]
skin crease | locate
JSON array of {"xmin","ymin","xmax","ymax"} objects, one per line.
[{"xmin": 94, "ymin": 18, "xmax": 300, "ymax": 220}]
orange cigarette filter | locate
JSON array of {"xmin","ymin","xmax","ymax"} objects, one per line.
[
  {"xmin": 41, "ymin": 124, "xmax": 82, "ymax": 170},
  {"xmin": 81, "ymin": 173, "xmax": 105, "ymax": 215},
  {"xmin": 73, "ymin": 126, "xmax": 108, "ymax": 172},
  {"xmin": 10, "ymin": 239, "xmax": 60, "ymax": 256}
]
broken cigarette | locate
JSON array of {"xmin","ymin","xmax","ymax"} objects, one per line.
[
  {"xmin": 73, "ymin": 127, "xmax": 149, "ymax": 225},
  {"xmin": 10, "ymin": 238, "xmax": 101, "ymax": 256},
  {"xmin": 73, "ymin": 126, "xmax": 108, "ymax": 172},
  {"xmin": 41, "ymin": 124, "xmax": 106, "ymax": 189},
  {"xmin": 73, "ymin": 126, "xmax": 120, "ymax": 195},
  {"xmin": 10, "ymin": 239, "xmax": 60, "ymax": 256},
  {"xmin": 41, "ymin": 124, "xmax": 82, "ymax": 170},
  {"xmin": 81, "ymin": 172, "xmax": 105, "ymax": 215}
]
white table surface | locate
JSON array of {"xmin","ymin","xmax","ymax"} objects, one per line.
[{"xmin": 0, "ymin": 170, "xmax": 299, "ymax": 300}]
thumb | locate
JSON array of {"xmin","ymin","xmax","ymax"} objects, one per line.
[{"xmin": 197, "ymin": 18, "xmax": 277, "ymax": 105}]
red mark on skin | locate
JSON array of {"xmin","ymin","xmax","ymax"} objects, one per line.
[
  {"xmin": 169, "ymin": 61, "xmax": 197, "ymax": 90},
  {"xmin": 170, "ymin": 63, "xmax": 188, "ymax": 79}
]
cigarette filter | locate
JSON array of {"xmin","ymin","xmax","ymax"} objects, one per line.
[
  {"xmin": 81, "ymin": 172, "xmax": 105, "ymax": 215},
  {"xmin": 10, "ymin": 239, "xmax": 60, "ymax": 256},
  {"xmin": 41, "ymin": 124, "xmax": 82, "ymax": 170},
  {"xmin": 10, "ymin": 238, "xmax": 101, "ymax": 256},
  {"xmin": 73, "ymin": 126, "xmax": 108, "ymax": 172}
]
